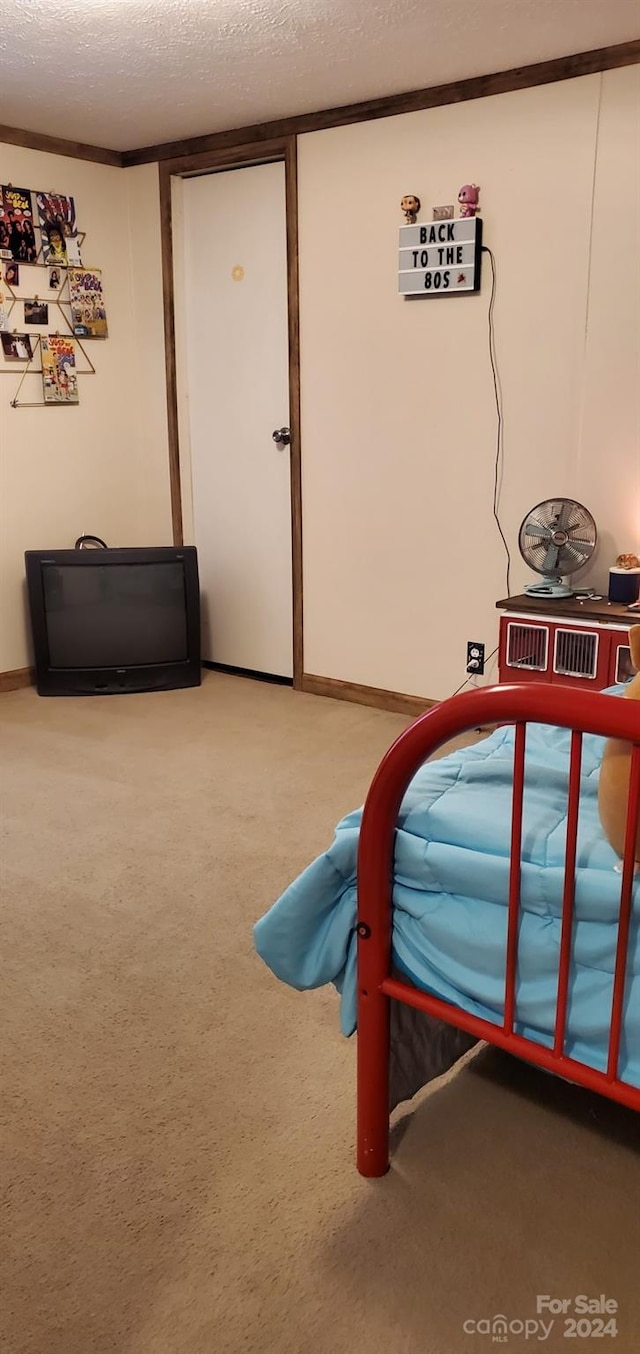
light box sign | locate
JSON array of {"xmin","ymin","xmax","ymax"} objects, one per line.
[{"xmin": 398, "ymin": 216, "xmax": 483, "ymax": 295}]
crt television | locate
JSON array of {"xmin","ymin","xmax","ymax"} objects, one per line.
[{"xmin": 25, "ymin": 546, "xmax": 201, "ymax": 696}]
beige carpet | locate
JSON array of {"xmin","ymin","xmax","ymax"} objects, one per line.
[{"xmin": 1, "ymin": 673, "xmax": 639, "ymax": 1354}]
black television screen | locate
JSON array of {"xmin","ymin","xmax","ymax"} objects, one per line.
[
  {"xmin": 25, "ymin": 547, "xmax": 201, "ymax": 696},
  {"xmin": 42, "ymin": 562, "xmax": 188, "ymax": 668}
]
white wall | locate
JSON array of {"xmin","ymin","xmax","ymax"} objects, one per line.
[
  {"xmin": 297, "ymin": 66, "xmax": 640, "ymax": 700},
  {"xmin": 0, "ymin": 148, "xmax": 171, "ymax": 672}
]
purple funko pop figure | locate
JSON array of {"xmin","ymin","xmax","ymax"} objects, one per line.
[{"xmin": 458, "ymin": 184, "xmax": 480, "ymax": 217}]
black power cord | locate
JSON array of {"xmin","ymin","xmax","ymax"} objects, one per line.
[
  {"xmin": 75, "ymin": 534, "xmax": 108, "ymax": 549},
  {"xmin": 483, "ymin": 245, "xmax": 511, "ymax": 599},
  {"xmin": 445, "ymin": 247, "xmax": 509, "ymax": 704}
]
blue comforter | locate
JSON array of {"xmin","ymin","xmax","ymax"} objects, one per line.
[{"xmin": 254, "ymin": 692, "xmax": 640, "ymax": 1088}]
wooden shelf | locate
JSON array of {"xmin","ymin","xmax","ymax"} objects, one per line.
[{"xmin": 496, "ymin": 594, "xmax": 634, "ymax": 626}]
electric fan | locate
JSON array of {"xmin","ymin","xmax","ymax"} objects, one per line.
[{"xmin": 518, "ymin": 498, "xmax": 597, "ymax": 598}]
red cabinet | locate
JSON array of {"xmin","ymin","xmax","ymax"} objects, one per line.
[{"xmin": 496, "ymin": 596, "xmax": 635, "ymax": 692}]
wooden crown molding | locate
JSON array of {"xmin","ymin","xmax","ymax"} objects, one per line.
[
  {"xmin": 0, "ymin": 123, "xmax": 123, "ymax": 167},
  {"xmin": 121, "ymin": 39, "xmax": 640, "ymax": 167},
  {"xmin": 1, "ymin": 41, "xmax": 637, "ymax": 170}
]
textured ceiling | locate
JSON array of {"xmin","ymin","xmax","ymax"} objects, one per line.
[{"xmin": 1, "ymin": 0, "xmax": 639, "ymax": 152}]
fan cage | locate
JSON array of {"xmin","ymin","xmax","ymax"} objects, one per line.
[{"xmin": 519, "ymin": 499, "xmax": 597, "ymax": 579}]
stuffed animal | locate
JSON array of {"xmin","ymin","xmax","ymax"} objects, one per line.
[
  {"xmin": 458, "ymin": 184, "xmax": 480, "ymax": 217},
  {"xmin": 598, "ymin": 625, "xmax": 640, "ymax": 864}
]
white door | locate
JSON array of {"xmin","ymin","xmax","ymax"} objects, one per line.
[{"xmin": 180, "ymin": 163, "xmax": 292, "ymax": 677}]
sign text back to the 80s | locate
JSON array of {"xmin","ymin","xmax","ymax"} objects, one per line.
[{"xmin": 398, "ymin": 216, "xmax": 483, "ymax": 295}]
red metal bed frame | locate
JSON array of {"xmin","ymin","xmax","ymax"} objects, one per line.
[{"xmin": 356, "ymin": 683, "xmax": 640, "ymax": 1177}]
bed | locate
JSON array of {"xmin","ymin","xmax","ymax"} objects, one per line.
[{"xmin": 254, "ymin": 682, "xmax": 640, "ymax": 1176}]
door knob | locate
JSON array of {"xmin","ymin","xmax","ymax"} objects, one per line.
[{"xmin": 272, "ymin": 427, "xmax": 291, "ymax": 447}]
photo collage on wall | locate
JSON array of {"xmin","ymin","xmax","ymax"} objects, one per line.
[{"xmin": 1, "ymin": 184, "xmax": 109, "ymax": 405}]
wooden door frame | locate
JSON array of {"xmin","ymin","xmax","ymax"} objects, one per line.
[{"xmin": 159, "ymin": 137, "xmax": 303, "ymax": 687}]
